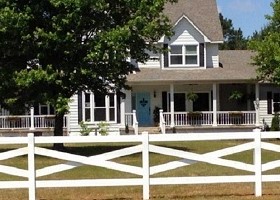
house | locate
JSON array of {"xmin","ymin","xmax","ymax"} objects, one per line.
[{"xmin": 0, "ymin": 0, "xmax": 279, "ymax": 135}]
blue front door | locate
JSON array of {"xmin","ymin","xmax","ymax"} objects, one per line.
[{"xmin": 136, "ymin": 93, "xmax": 150, "ymax": 126}]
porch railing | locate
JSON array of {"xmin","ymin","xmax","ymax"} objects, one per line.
[
  {"xmin": 0, "ymin": 115, "xmax": 68, "ymax": 129},
  {"xmin": 162, "ymin": 111, "xmax": 214, "ymax": 126},
  {"xmin": 217, "ymin": 111, "xmax": 256, "ymax": 125},
  {"xmin": 161, "ymin": 111, "xmax": 256, "ymax": 127},
  {"xmin": 124, "ymin": 110, "xmax": 138, "ymax": 135}
]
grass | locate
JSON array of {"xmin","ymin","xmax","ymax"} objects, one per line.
[{"xmin": 0, "ymin": 140, "xmax": 280, "ymax": 199}]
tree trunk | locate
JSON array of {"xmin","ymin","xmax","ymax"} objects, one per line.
[{"xmin": 53, "ymin": 112, "xmax": 66, "ymax": 151}]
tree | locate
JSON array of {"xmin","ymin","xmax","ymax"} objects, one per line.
[
  {"xmin": 219, "ymin": 13, "xmax": 248, "ymax": 50},
  {"xmin": 0, "ymin": 0, "xmax": 176, "ymax": 150},
  {"xmin": 249, "ymin": 0, "xmax": 280, "ymax": 84}
]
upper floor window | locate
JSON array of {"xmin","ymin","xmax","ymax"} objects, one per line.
[{"xmin": 169, "ymin": 45, "xmax": 199, "ymax": 67}]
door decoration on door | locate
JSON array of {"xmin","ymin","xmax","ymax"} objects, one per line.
[{"xmin": 140, "ymin": 98, "xmax": 148, "ymax": 107}]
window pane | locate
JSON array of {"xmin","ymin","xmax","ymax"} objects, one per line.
[
  {"xmin": 85, "ymin": 93, "xmax": 91, "ymax": 103},
  {"xmin": 170, "ymin": 46, "xmax": 182, "ymax": 54},
  {"xmin": 41, "ymin": 106, "xmax": 48, "ymax": 115},
  {"xmin": 171, "ymin": 56, "xmax": 183, "ymax": 64},
  {"xmin": 95, "ymin": 94, "xmax": 105, "ymax": 107},
  {"xmin": 109, "ymin": 94, "xmax": 115, "ymax": 107},
  {"xmin": 110, "ymin": 108, "xmax": 115, "ymax": 121},
  {"xmin": 50, "ymin": 105, "xmax": 55, "ymax": 114},
  {"xmin": 132, "ymin": 94, "xmax": 136, "ymax": 110},
  {"xmin": 85, "ymin": 108, "xmax": 91, "ymax": 121},
  {"xmin": 186, "ymin": 45, "xmax": 197, "ymax": 54},
  {"xmin": 186, "ymin": 55, "xmax": 197, "ymax": 64},
  {"xmin": 94, "ymin": 108, "xmax": 106, "ymax": 121}
]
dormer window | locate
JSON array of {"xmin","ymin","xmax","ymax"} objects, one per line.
[{"xmin": 169, "ymin": 45, "xmax": 199, "ymax": 67}]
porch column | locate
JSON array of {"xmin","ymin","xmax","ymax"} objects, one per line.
[
  {"xmin": 212, "ymin": 83, "xmax": 218, "ymax": 126},
  {"xmin": 30, "ymin": 106, "xmax": 35, "ymax": 130},
  {"xmin": 120, "ymin": 94, "xmax": 126, "ymax": 127},
  {"xmin": 170, "ymin": 84, "xmax": 175, "ymax": 127},
  {"xmin": 255, "ymin": 83, "xmax": 260, "ymax": 126}
]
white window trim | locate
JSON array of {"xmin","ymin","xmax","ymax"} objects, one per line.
[
  {"xmin": 39, "ymin": 104, "xmax": 54, "ymax": 115},
  {"xmin": 169, "ymin": 44, "xmax": 200, "ymax": 67},
  {"xmin": 82, "ymin": 92, "xmax": 117, "ymax": 123}
]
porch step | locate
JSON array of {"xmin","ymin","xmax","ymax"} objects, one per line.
[{"xmin": 138, "ymin": 127, "xmax": 161, "ymax": 134}]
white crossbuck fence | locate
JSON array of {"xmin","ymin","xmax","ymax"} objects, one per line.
[{"xmin": 0, "ymin": 129, "xmax": 280, "ymax": 200}]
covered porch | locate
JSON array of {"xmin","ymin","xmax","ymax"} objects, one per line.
[{"xmin": 125, "ymin": 81, "xmax": 261, "ymax": 133}]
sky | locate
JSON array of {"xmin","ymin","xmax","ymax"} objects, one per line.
[{"xmin": 216, "ymin": 0, "xmax": 273, "ymax": 37}]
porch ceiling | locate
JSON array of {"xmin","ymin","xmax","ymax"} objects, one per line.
[{"xmin": 127, "ymin": 50, "xmax": 258, "ymax": 85}]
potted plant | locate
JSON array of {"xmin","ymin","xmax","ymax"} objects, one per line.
[
  {"xmin": 187, "ymin": 92, "xmax": 198, "ymax": 102},
  {"xmin": 153, "ymin": 106, "xmax": 160, "ymax": 126},
  {"xmin": 228, "ymin": 90, "xmax": 243, "ymax": 101}
]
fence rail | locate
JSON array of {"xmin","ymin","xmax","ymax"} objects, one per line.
[{"xmin": 0, "ymin": 129, "xmax": 280, "ymax": 200}]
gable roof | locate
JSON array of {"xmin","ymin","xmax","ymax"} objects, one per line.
[
  {"xmin": 164, "ymin": 0, "xmax": 223, "ymax": 42},
  {"xmin": 127, "ymin": 50, "xmax": 257, "ymax": 84}
]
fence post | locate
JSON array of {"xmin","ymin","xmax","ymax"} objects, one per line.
[
  {"xmin": 28, "ymin": 133, "xmax": 36, "ymax": 200},
  {"xmin": 253, "ymin": 128, "xmax": 262, "ymax": 197},
  {"xmin": 142, "ymin": 131, "xmax": 150, "ymax": 200}
]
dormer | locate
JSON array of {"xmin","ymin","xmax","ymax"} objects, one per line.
[
  {"xmin": 138, "ymin": 0, "xmax": 223, "ymax": 70},
  {"xmin": 161, "ymin": 15, "xmax": 208, "ymax": 68}
]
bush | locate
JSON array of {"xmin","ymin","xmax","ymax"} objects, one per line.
[
  {"xmin": 271, "ymin": 114, "xmax": 280, "ymax": 131},
  {"xmin": 79, "ymin": 121, "xmax": 93, "ymax": 136},
  {"xmin": 98, "ymin": 121, "xmax": 109, "ymax": 136}
]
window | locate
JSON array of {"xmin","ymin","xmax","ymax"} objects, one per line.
[
  {"xmin": 82, "ymin": 92, "xmax": 117, "ymax": 122},
  {"xmin": 169, "ymin": 45, "xmax": 198, "ymax": 66},
  {"xmin": 267, "ymin": 92, "xmax": 280, "ymax": 114},
  {"xmin": 34, "ymin": 104, "xmax": 55, "ymax": 115}
]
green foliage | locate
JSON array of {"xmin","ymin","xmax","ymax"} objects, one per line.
[
  {"xmin": 228, "ymin": 90, "xmax": 243, "ymax": 101},
  {"xmin": 219, "ymin": 13, "xmax": 248, "ymax": 50},
  {"xmin": 98, "ymin": 121, "xmax": 109, "ymax": 136},
  {"xmin": 0, "ymin": 0, "xmax": 176, "ymax": 139},
  {"xmin": 249, "ymin": 0, "xmax": 280, "ymax": 85},
  {"xmin": 79, "ymin": 121, "xmax": 93, "ymax": 136},
  {"xmin": 271, "ymin": 114, "xmax": 280, "ymax": 131},
  {"xmin": 187, "ymin": 92, "xmax": 198, "ymax": 102}
]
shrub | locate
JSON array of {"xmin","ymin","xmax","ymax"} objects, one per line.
[
  {"xmin": 271, "ymin": 114, "xmax": 280, "ymax": 131},
  {"xmin": 79, "ymin": 121, "xmax": 93, "ymax": 136},
  {"xmin": 98, "ymin": 121, "xmax": 109, "ymax": 136}
]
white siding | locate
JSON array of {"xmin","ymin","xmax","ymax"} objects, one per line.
[
  {"xmin": 206, "ymin": 44, "xmax": 219, "ymax": 68},
  {"xmin": 168, "ymin": 18, "xmax": 204, "ymax": 45},
  {"xmin": 138, "ymin": 51, "xmax": 161, "ymax": 68},
  {"xmin": 125, "ymin": 90, "xmax": 132, "ymax": 113},
  {"xmin": 68, "ymin": 94, "xmax": 81, "ymax": 135},
  {"xmin": 259, "ymin": 84, "xmax": 280, "ymax": 126}
]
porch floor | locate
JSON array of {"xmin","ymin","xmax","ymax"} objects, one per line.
[
  {"xmin": 121, "ymin": 125, "xmax": 259, "ymax": 135},
  {"xmin": 165, "ymin": 125, "xmax": 259, "ymax": 133}
]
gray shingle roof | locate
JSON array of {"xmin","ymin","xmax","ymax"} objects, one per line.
[
  {"xmin": 164, "ymin": 0, "xmax": 223, "ymax": 42},
  {"xmin": 127, "ymin": 50, "xmax": 257, "ymax": 84}
]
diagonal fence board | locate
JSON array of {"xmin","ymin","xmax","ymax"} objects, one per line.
[
  {"xmin": 150, "ymin": 142, "xmax": 254, "ymax": 175},
  {"xmin": 1, "ymin": 131, "xmax": 280, "ymax": 199},
  {"xmin": 0, "ymin": 147, "xmax": 28, "ymax": 161},
  {"xmin": 262, "ymin": 142, "xmax": 280, "ymax": 153},
  {"xmin": 35, "ymin": 144, "xmax": 143, "ymax": 177},
  {"xmin": 262, "ymin": 160, "xmax": 280, "ymax": 172},
  {"xmin": 261, "ymin": 141, "xmax": 280, "ymax": 171},
  {"xmin": 0, "ymin": 164, "xmax": 28, "ymax": 178},
  {"xmin": 149, "ymin": 143, "xmax": 255, "ymax": 173}
]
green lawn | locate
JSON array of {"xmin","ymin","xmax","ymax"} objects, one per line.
[{"xmin": 0, "ymin": 140, "xmax": 280, "ymax": 200}]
